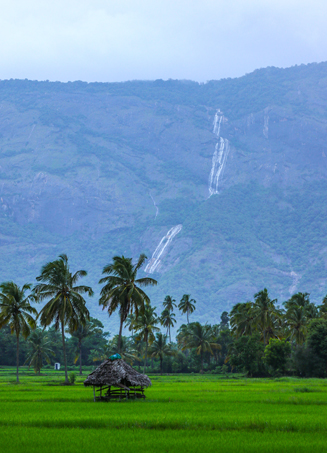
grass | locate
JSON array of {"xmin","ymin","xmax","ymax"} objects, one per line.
[{"xmin": 1, "ymin": 367, "xmax": 327, "ymax": 452}]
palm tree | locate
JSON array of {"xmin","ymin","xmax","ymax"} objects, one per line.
[
  {"xmin": 181, "ymin": 322, "xmax": 220, "ymax": 372},
  {"xmin": 252, "ymin": 288, "xmax": 281, "ymax": 345},
  {"xmin": 25, "ymin": 329, "xmax": 54, "ymax": 374},
  {"xmin": 229, "ymin": 302, "xmax": 254, "ymax": 337},
  {"xmin": 285, "ymin": 306, "xmax": 307, "ymax": 345},
  {"xmin": 285, "ymin": 292, "xmax": 318, "ymax": 321},
  {"xmin": 99, "ymin": 254, "xmax": 157, "ymax": 353},
  {"xmin": 163, "ymin": 295, "xmax": 177, "ymax": 313},
  {"xmin": 34, "ymin": 254, "xmax": 93, "ymax": 384},
  {"xmin": 125, "ymin": 313, "xmax": 136, "ymax": 336},
  {"xmin": 68, "ymin": 319, "xmax": 102, "ymax": 375},
  {"xmin": 149, "ymin": 333, "xmax": 174, "ymax": 374},
  {"xmin": 160, "ymin": 308, "xmax": 176, "ymax": 342},
  {"xmin": 0, "ymin": 282, "xmax": 37, "ymax": 383},
  {"xmin": 178, "ymin": 294, "xmax": 196, "ymax": 324},
  {"xmin": 133, "ymin": 305, "xmax": 160, "ymax": 373}
]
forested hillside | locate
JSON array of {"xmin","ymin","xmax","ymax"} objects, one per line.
[{"xmin": 1, "ymin": 62, "xmax": 327, "ymax": 328}]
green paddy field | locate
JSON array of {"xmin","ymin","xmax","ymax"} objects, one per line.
[{"xmin": 1, "ymin": 368, "xmax": 327, "ymax": 452}]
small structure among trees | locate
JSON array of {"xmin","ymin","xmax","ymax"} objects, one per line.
[{"xmin": 84, "ymin": 357, "xmax": 151, "ymax": 401}]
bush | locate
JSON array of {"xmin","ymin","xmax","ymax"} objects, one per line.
[
  {"xmin": 263, "ymin": 339, "xmax": 291, "ymax": 376},
  {"xmin": 291, "ymin": 345, "xmax": 326, "ymax": 377},
  {"xmin": 69, "ymin": 372, "xmax": 76, "ymax": 384},
  {"xmin": 229, "ymin": 334, "xmax": 266, "ymax": 377}
]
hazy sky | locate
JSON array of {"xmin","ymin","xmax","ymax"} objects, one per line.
[{"xmin": 1, "ymin": 0, "xmax": 326, "ymax": 82}]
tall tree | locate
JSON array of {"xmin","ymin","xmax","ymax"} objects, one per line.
[
  {"xmin": 99, "ymin": 254, "xmax": 157, "ymax": 353},
  {"xmin": 229, "ymin": 302, "xmax": 254, "ymax": 338},
  {"xmin": 0, "ymin": 282, "xmax": 37, "ymax": 383},
  {"xmin": 34, "ymin": 254, "xmax": 93, "ymax": 384},
  {"xmin": 149, "ymin": 333, "xmax": 174, "ymax": 374},
  {"xmin": 25, "ymin": 329, "xmax": 54, "ymax": 374},
  {"xmin": 178, "ymin": 294, "xmax": 196, "ymax": 324},
  {"xmin": 68, "ymin": 319, "xmax": 102, "ymax": 375},
  {"xmin": 160, "ymin": 308, "xmax": 176, "ymax": 342},
  {"xmin": 133, "ymin": 305, "xmax": 160, "ymax": 373},
  {"xmin": 163, "ymin": 295, "xmax": 177, "ymax": 313},
  {"xmin": 252, "ymin": 289, "xmax": 281, "ymax": 345}
]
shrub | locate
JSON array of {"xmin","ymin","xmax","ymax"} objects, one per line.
[
  {"xmin": 69, "ymin": 372, "xmax": 76, "ymax": 385},
  {"xmin": 263, "ymin": 339, "xmax": 291, "ymax": 376}
]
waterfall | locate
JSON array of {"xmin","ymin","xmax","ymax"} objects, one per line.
[
  {"xmin": 208, "ymin": 110, "xmax": 230, "ymax": 196},
  {"xmin": 208, "ymin": 138, "xmax": 230, "ymax": 196},
  {"xmin": 150, "ymin": 194, "xmax": 159, "ymax": 219},
  {"xmin": 263, "ymin": 110, "xmax": 269, "ymax": 138},
  {"xmin": 213, "ymin": 110, "xmax": 223, "ymax": 136},
  {"xmin": 145, "ymin": 224, "xmax": 182, "ymax": 273}
]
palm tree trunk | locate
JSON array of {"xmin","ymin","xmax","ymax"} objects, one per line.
[
  {"xmin": 117, "ymin": 316, "xmax": 124, "ymax": 354},
  {"xmin": 169, "ymin": 325, "xmax": 171, "ymax": 343},
  {"xmin": 144, "ymin": 332, "xmax": 148, "ymax": 374},
  {"xmin": 200, "ymin": 351, "xmax": 204, "ymax": 373},
  {"xmin": 79, "ymin": 340, "xmax": 82, "ymax": 375},
  {"xmin": 61, "ymin": 321, "xmax": 69, "ymax": 384},
  {"xmin": 160, "ymin": 356, "xmax": 163, "ymax": 375},
  {"xmin": 187, "ymin": 310, "xmax": 189, "ymax": 324},
  {"xmin": 16, "ymin": 334, "xmax": 19, "ymax": 383}
]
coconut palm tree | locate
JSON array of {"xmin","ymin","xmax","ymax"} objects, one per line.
[
  {"xmin": 229, "ymin": 302, "xmax": 255, "ymax": 338},
  {"xmin": 125, "ymin": 313, "xmax": 136, "ymax": 336},
  {"xmin": 285, "ymin": 292, "xmax": 318, "ymax": 321},
  {"xmin": 178, "ymin": 294, "xmax": 196, "ymax": 324},
  {"xmin": 181, "ymin": 322, "xmax": 221, "ymax": 372},
  {"xmin": 0, "ymin": 282, "xmax": 37, "ymax": 382},
  {"xmin": 99, "ymin": 254, "xmax": 157, "ymax": 353},
  {"xmin": 133, "ymin": 305, "xmax": 160, "ymax": 373},
  {"xmin": 163, "ymin": 295, "xmax": 177, "ymax": 313},
  {"xmin": 68, "ymin": 319, "xmax": 102, "ymax": 375},
  {"xmin": 285, "ymin": 306, "xmax": 307, "ymax": 345},
  {"xmin": 252, "ymin": 289, "xmax": 281, "ymax": 345},
  {"xmin": 34, "ymin": 254, "xmax": 93, "ymax": 384},
  {"xmin": 284, "ymin": 292, "xmax": 310, "ymax": 310},
  {"xmin": 149, "ymin": 333, "xmax": 174, "ymax": 374},
  {"xmin": 160, "ymin": 308, "xmax": 176, "ymax": 342},
  {"xmin": 25, "ymin": 329, "xmax": 54, "ymax": 374}
]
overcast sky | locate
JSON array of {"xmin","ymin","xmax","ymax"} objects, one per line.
[{"xmin": 1, "ymin": 0, "xmax": 326, "ymax": 83}]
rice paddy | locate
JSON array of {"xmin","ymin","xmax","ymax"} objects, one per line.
[{"xmin": 1, "ymin": 368, "xmax": 327, "ymax": 452}]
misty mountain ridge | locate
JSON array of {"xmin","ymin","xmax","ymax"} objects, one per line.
[{"xmin": 1, "ymin": 62, "xmax": 327, "ymax": 330}]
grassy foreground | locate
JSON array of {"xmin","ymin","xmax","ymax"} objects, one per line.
[{"xmin": 1, "ymin": 368, "xmax": 327, "ymax": 452}]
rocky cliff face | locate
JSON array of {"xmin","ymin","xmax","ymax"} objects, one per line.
[{"xmin": 1, "ymin": 63, "xmax": 327, "ymax": 326}]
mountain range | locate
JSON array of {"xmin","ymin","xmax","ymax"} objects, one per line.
[{"xmin": 1, "ymin": 62, "xmax": 327, "ymax": 330}]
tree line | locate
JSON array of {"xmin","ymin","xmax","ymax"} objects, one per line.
[{"xmin": 2, "ymin": 253, "xmax": 327, "ymax": 381}]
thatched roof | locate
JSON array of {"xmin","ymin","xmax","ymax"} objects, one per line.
[{"xmin": 84, "ymin": 359, "xmax": 152, "ymax": 388}]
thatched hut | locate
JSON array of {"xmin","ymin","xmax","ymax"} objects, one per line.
[{"xmin": 84, "ymin": 358, "xmax": 152, "ymax": 401}]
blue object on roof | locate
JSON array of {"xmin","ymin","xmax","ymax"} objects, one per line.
[{"xmin": 109, "ymin": 353, "xmax": 122, "ymax": 361}]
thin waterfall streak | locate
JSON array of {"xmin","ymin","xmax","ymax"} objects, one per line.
[
  {"xmin": 150, "ymin": 194, "xmax": 159, "ymax": 219},
  {"xmin": 208, "ymin": 109, "xmax": 229, "ymax": 197},
  {"xmin": 27, "ymin": 124, "xmax": 35, "ymax": 141},
  {"xmin": 213, "ymin": 110, "xmax": 223, "ymax": 137},
  {"xmin": 263, "ymin": 110, "xmax": 269, "ymax": 138},
  {"xmin": 208, "ymin": 138, "xmax": 230, "ymax": 196},
  {"xmin": 145, "ymin": 225, "xmax": 182, "ymax": 274}
]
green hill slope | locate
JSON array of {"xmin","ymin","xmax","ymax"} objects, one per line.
[{"xmin": 1, "ymin": 62, "xmax": 327, "ymax": 328}]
